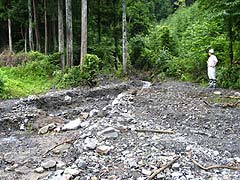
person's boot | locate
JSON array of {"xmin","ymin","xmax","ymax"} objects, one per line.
[
  {"xmin": 208, "ymin": 79, "xmax": 213, "ymax": 88},
  {"xmin": 212, "ymin": 79, "xmax": 217, "ymax": 88}
]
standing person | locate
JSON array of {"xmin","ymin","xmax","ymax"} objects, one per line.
[{"xmin": 207, "ymin": 49, "xmax": 218, "ymax": 88}]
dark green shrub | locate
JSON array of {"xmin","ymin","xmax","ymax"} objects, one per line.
[
  {"xmin": 17, "ymin": 52, "xmax": 59, "ymax": 78},
  {"xmin": 217, "ymin": 66, "xmax": 240, "ymax": 89},
  {"xmin": 0, "ymin": 76, "xmax": 4, "ymax": 94},
  {"xmin": 53, "ymin": 67, "xmax": 82, "ymax": 88},
  {"xmin": 89, "ymin": 44, "xmax": 116, "ymax": 70},
  {"xmin": 54, "ymin": 54, "xmax": 100, "ymax": 88},
  {"xmin": 129, "ymin": 35, "xmax": 150, "ymax": 70}
]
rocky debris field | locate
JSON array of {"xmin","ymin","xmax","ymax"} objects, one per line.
[{"xmin": 0, "ymin": 80, "xmax": 240, "ymax": 180}]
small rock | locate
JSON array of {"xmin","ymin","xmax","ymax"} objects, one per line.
[
  {"xmin": 172, "ymin": 163, "xmax": 180, "ymax": 170},
  {"xmin": 128, "ymin": 160, "xmax": 138, "ymax": 168},
  {"xmin": 38, "ymin": 123, "xmax": 56, "ymax": 134},
  {"xmin": 84, "ymin": 137, "xmax": 98, "ymax": 150},
  {"xmin": 234, "ymin": 157, "xmax": 240, "ymax": 163},
  {"xmin": 62, "ymin": 118, "xmax": 82, "ymax": 131},
  {"xmin": 80, "ymin": 121, "xmax": 90, "ymax": 128},
  {"xmin": 234, "ymin": 92, "xmax": 240, "ymax": 97},
  {"xmin": 42, "ymin": 160, "xmax": 57, "ymax": 169},
  {"xmin": 89, "ymin": 109, "xmax": 99, "ymax": 117},
  {"xmin": 98, "ymin": 127, "xmax": 119, "ymax": 139},
  {"xmin": 20, "ymin": 123, "xmax": 25, "ymax": 131},
  {"xmin": 76, "ymin": 159, "xmax": 87, "ymax": 169},
  {"xmin": 80, "ymin": 112, "xmax": 89, "ymax": 119},
  {"xmin": 64, "ymin": 95, "xmax": 72, "ymax": 103},
  {"xmin": 185, "ymin": 145, "xmax": 193, "ymax": 151},
  {"xmin": 137, "ymin": 177, "xmax": 145, "ymax": 180},
  {"xmin": 91, "ymin": 177, "xmax": 98, "ymax": 180},
  {"xmin": 53, "ymin": 144, "xmax": 71, "ymax": 154},
  {"xmin": 64, "ymin": 168, "xmax": 80, "ymax": 176},
  {"xmin": 96, "ymin": 145, "xmax": 114, "ymax": 154},
  {"xmin": 56, "ymin": 161, "xmax": 66, "ymax": 169},
  {"xmin": 74, "ymin": 177, "xmax": 81, "ymax": 180},
  {"xmin": 141, "ymin": 168, "xmax": 152, "ymax": 176},
  {"xmin": 15, "ymin": 166, "xmax": 30, "ymax": 174},
  {"xmin": 79, "ymin": 177, "xmax": 88, "ymax": 180},
  {"xmin": 213, "ymin": 150, "xmax": 219, "ymax": 156},
  {"xmin": 171, "ymin": 171, "xmax": 183, "ymax": 178},
  {"xmin": 213, "ymin": 91, "xmax": 222, "ymax": 95},
  {"xmin": 38, "ymin": 126, "xmax": 49, "ymax": 134},
  {"xmin": 5, "ymin": 166, "xmax": 16, "ymax": 171},
  {"xmin": 34, "ymin": 167, "xmax": 45, "ymax": 173},
  {"xmin": 157, "ymin": 174, "xmax": 166, "ymax": 179},
  {"xmin": 97, "ymin": 110, "xmax": 108, "ymax": 117}
]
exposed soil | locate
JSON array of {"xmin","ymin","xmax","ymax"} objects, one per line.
[{"xmin": 0, "ymin": 79, "xmax": 239, "ymax": 180}]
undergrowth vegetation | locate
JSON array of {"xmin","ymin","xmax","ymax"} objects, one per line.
[
  {"xmin": 129, "ymin": 2, "xmax": 240, "ymax": 87},
  {"xmin": 0, "ymin": 52, "xmax": 100, "ymax": 99},
  {"xmin": 1, "ymin": 1, "xmax": 240, "ymax": 99}
]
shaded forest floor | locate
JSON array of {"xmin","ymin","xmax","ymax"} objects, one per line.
[{"xmin": 0, "ymin": 79, "xmax": 240, "ymax": 180}]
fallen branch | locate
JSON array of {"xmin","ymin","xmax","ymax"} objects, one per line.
[
  {"xmin": 203, "ymin": 100, "xmax": 240, "ymax": 109},
  {"xmin": 217, "ymin": 100, "xmax": 240, "ymax": 108},
  {"xmin": 191, "ymin": 158, "xmax": 240, "ymax": 171},
  {"xmin": 224, "ymin": 96, "xmax": 240, "ymax": 99},
  {"xmin": 135, "ymin": 129, "xmax": 175, "ymax": 134},
  {"xmin": 148, "ymin": 156, "xmax": 180, "ymax": 180},
  {"xmin": 43, "ymin": 137, "xmax": 78, "ymax": 156},
  {"xmin": 203, "ymin": 100, "xmax": 213, "ymax": 107}
]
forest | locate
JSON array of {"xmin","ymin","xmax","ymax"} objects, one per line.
[{"xmin": 0, "ymin": 0, "xmax": 240, "ymax": 99}]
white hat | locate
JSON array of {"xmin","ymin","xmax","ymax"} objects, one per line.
[{"xmin": 209, "ymin": 49, "xmax": 214, "ymax": 54}]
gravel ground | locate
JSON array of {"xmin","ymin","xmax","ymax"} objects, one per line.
[{"xmin": 0, "ymin": 80, "xmax": 239, "ymax": 180}]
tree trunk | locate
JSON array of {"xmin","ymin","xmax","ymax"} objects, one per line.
[
  {"xmin": 58, "ymin": 0, "xmax": 65, "ymax": 69},
  {"xmin": 8, "ymin": 18, "xmax": 12, "ymax": 52},
  {"xmin": 66, "ymin": 0, "xmax": 73, "ymax": 67},
  {"xmin": 51, "ymin": 0, "xmax": 57, "ymax": 52},
  {"xmin": 122, "ymin": 0, "xmax": 127, "ymax": 75},
  {"xmin": 97, "ymin": 0, "xmax": 101, "ymax": 44},
  {"xmin": 24, "ymin": 28, "xmax": 27, "ymax": 52},
  {"xmin": 80, "ymin": 0, "xmax": 87, "ymax": 70},
  {"xmin": 228, "ymin": 17, "xmax": 233, "ymax": 66},
  {"xmin": 113, "ymin": 0, "xmax": 119, "ymax": 70},
  {"xmin": 33, "ymin": 0, "xmax": 40, "ymax": 51},
  {"xmin": 28, "ymin": 0, "xmax": 34, "ymax": 51},
  {"xmin": 44, "ymin": 0, "xmax": 48, "ymax": 54}
]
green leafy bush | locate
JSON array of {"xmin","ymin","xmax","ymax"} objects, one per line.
[
  {"xmin": 0, "ymin": 52, "xmax": 60, "ymax": 99},
  {"xmin": 0, "ymin": 75, "xmax": 4, "ymax": 94},
  {"xmin": 53, "ymin": 67, "xmax": 82, "ymax": 88},
  {"xmin": 54, "ymin": 54, "xmax": 100, "ymax": 88},
  {"xmin": 129, "ymin": 25, "xmax": 176, "ymax": 72},
  {"xmin": 129, "ymin": 35, "xmax": 149, "ymax": 69},
  {"xmin": 217, "ymin": 66, "xmax": 240, "ymax": 89}
]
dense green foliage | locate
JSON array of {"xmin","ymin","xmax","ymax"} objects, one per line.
[
  {"xmin": 54, "ymin": 54, "xmax": 100, "ymax": 88},
  {"xmin": 0, "ymin": 52, "xmax": 101, "ymax": 98},
  {"xmin": 134, "ymin": 2, "xmax": 240, "ymax": 88},
  {"xmin": 0, "ymin": 52, "xmax": 59, "ymax": 98},
  {"xmin": 1, "ymin": 0, "xmax": 240, "ymax": 99}
]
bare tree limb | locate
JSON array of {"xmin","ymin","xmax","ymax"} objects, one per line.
[
  {"xmin": 191, "ymin": 158, "xmax": 240, "ymax": 171},
  {"xmin": 135, "ymin": 129, "xmax": 175, "ymax": 134},
  {"xmin": 203, "ymin": 100, "xmax": 213, "ymax": 107},
  {"xmin": 43, "ymin": 137, "xmax": 78, "ymax": 156},
  {"xmin": 148, "ymin": 156, "xmax": 180, "ymax": 180}
]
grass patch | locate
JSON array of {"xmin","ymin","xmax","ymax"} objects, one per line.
[{"xmin": 0, "ymin": 66, "xmax": 54, "ymax": 99}]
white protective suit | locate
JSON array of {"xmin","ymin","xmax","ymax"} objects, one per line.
[{"xmin": 207, "ymin": 54, "xmax": 218, "ymax": 80}]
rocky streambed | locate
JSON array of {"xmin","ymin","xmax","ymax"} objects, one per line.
[{"xmin": 0, "ymin": 80, "xmax": 240, "ymax": 180}]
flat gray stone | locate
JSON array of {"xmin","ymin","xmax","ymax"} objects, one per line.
[{"xmin": 42, "ymin": 160, "xmax": 57, "ymax": 169}]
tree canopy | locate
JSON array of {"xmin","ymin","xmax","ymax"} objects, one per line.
[{"xmin": 1, "ymin": 0, "xmax": 240, "ymax": 99}]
